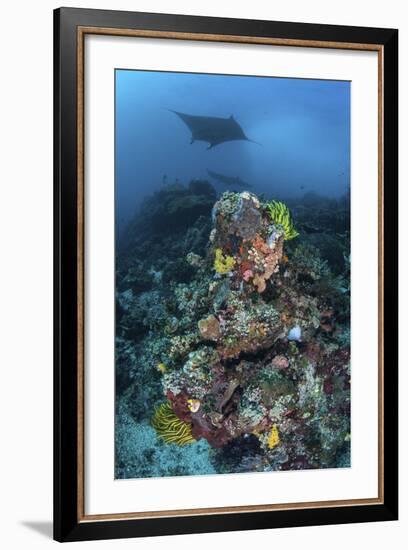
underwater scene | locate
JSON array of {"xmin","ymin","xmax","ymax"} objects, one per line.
[{"xmin": 115, "ymin": 69, "xmax": 351, "ymax": 479}]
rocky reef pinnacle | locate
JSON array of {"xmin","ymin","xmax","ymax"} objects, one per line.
[{"xmin": 116, "ymin": 183, "xmax": 350, "ymax": 477}]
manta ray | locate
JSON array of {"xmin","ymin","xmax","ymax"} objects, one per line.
[
  {"xmin": 207, "ymin": 169, "xmax": 251, "ymax": 188},
  {"xmin": 170, "ymin": 110, "xmax": 259, "ymax": 149}
]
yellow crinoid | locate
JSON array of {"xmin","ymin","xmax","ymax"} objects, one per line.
[
  {"xmin": 151, "ymin": 402, "xmax": 196, "ymax": 445},
  {"xmin": 266, "ymin": 200, "xmax": 299, "ymax": 240}
]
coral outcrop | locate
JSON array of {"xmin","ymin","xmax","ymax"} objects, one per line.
[{"xmin": 116, "ymin": 183, "xmax": 350, "ymax": 477}]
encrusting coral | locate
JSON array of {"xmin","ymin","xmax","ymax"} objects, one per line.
[{"xmin": 151, "ymin": 401, "xmax": 196, "ymax": 445}]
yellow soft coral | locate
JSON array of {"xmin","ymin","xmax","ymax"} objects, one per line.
[
  {"xmin": 151, "ymin": 402, "xmax": 195, "ymax": 445},
  {"xmin": 214, "ymin": 248, "xmax": 235, "ymax": 274},
  {"xmin": 156, "ymin": 362, "xmax": 167, "ymax": 373},
  {"xmin": 267, "ymin": 425, "xmax": 280, "ymax": 449},
  {"xmin": 266, "ymin": 200, "xmax": 299, "ymax": 240}
]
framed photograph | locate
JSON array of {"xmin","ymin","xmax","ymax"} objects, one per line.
[{"xmin": 54, "ymin": 7, "xmax": 398, "ymax": 542}]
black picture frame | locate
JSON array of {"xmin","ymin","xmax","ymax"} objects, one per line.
[{"xmin": 54, "ymin": 7, "xmax": 398, "ymax": 542}]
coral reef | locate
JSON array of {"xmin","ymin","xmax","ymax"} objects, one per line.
[{"xmin": 115, "ymin": 182, "xmax": 350, "ymax": 478}]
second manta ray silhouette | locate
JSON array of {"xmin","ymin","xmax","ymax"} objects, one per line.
[
  {"xmin": 207, "ymin": 169, "xmax": 251, "ymax": 189},
  {"xmin": 170, "ymin": 110, "xmax": 260, "ymax": 149}
]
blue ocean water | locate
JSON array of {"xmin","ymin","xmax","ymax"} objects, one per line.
[{"xmin": 115, "ymin": 69, "xmax": 350, "ymax": 233}]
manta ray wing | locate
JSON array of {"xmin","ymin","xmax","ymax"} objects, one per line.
[{"xmin": 169, "ymin": 111, "xmax": 204, "ymax": 143}]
